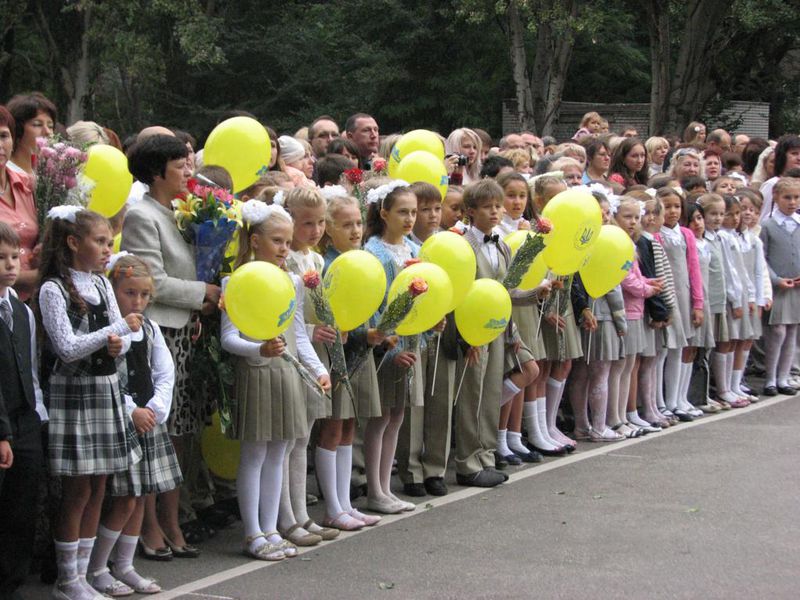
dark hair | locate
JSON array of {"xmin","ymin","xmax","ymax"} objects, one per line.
[
  {"xmin": 0, "ymin": 105, "xmax": 15, "ymax": 141},
  {"xmin": 610, "ymin": 138, "xmax": 648, "ymax": 186},
  {"xmin": 36, "ymin": 210, "xmax": 111, "ymax": 315},
  {"xmin": 496, "ymin": 171, "xmax": 538, "ymax": 220},
  {"xmin": 682, "ymin": 200, "xmax": 704, "ymax": 228},
  {"xmin": 473, "ymin": 128, "xmax": 493, "ymax": 149},
  {"xmin": 463, "ymin": 179, "xmax": 503, "ymax": 210},
  {"xmin": 784, "ymin": 168, "xmax": 800, "ymax": 178},
  {"xmin": 127, "ymin": 135, "xmax": 188, "ymax": 185},
  {"xmin": 775, "ymin": 135, "xmax": 800, "ymax": 177},
  {"xmin": 703, "ymin": 148, "xmax": 721, "ymax": 160},
  {"xmin": 741, "ymin": 137, "xmax": 769, "ymax": 175},
  {"xmin": 104, "ymin": 127, "xmax": 123, "ymax": 151},
  {"xmin": 584, "ymin": 139, "xmax": 610, "ymax": 164},
  {"xmin": 315, "ymin": 154, "xmax": 355, "ymax": 186},
  {"xmin": 409, "ymin": 181, "xmax": 441, "ymax": 205},
  {"xmin": 680, "ymin": 175, "xmax": 706, "ymax": 191},
  {"xmin": 733, "ymin": 187, "xmax": 763, "ymax": 211},
  {"xmin": 172, "ymin": 129, "xmax": 197, "ymax": 149},
  {"xmin": 647, "ymin": 173, "xmax": 676, "ymax": 189},
  {"xmin": 721, "ymin": 151, "xmax": 743, "ymax": 171},
  {"xmin": 6, "ymin": 92, "xmax": 57, "ymax": 143},
  {"xmin": 195, "ymin": 164, "xmax": 233, "ymax": 191},
  {"xmin": 706, "ymin": 129, "xmax": 729, "ymax": 146},
  {"xmin": 479, "ymin": 155, "xmax": 513, "ymax": 179},
  {"xmin": 327, "ymin": 137, "xmax": 359, "ymax": 158},
  {"xmin": 0, "ymin": 221, "xmax": 20, "ymax": 248},
  {"xmin": 309, "ymin": 115, "xmax": 338, "ymax": 139},
  {"xmin": 364, "ymin": 185, "xmax": 415, "ymax": 240},
  {"xmin": 344, "ymin": 113, "xmax": 374, "ymax": 134},
  {"xmin": 656, "ymin": 186, "xmax": 683, "ymax": 218}
]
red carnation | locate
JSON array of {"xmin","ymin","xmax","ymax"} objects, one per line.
[
  {"xmin": 408, "ymin": 277, "xmax": 428, "ymax": 297},
  {"xmin": 302, "ymin": 270, "xmax": 321, "ymax": 290},
  {"xmin": 187, "ymin": 178, "xmax": 199, "ymax": 193},
  {"xmin": 372, "ymin": 157, "xmax": 387, "ymax": 173},
  {"xmin": 344, "ymin": 168, "xmax": 364, "ymax": 184},
  {"xmin": 535, "ymin": 217, "xmax": 553, "ymax": 234}
]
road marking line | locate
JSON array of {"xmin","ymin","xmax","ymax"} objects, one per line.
[{"xmin": 150, "ymin": 393, "xmax": 792, "ymax": 599}]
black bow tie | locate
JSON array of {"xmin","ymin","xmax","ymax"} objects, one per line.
[{"xmin": 483, "ymin": 234, "xmax": 499, "ymax": 244}]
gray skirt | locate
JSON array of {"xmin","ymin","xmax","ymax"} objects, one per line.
[
  {"xmin": 751, "ymin": 307, "xmax": 764, "ymax": 339},
  {"xmin": 503, "ymin": 341, "xmax": 536, "ymax": 375},
  {"xmin": 624, "ymin": 318, "xmax": 647, "ymax": 356},
  {"xmin": 512, "ymin": 304, "xmax": 546, "ymax": 361},
  {"xmin": 688, "ymin": 302, "xmax": 715, "ymax": 348},
  {"xmin": 233, "ymin": 357, "xmax": 308, "ymax": 442},
  {"xmin": 306, "ymin": 340, "xmax": 332, "ymax": 421},
  {"xmin": 660, "ymin": 306, "xmax": 687, "ymax": 350},
  {"xmin": 377, "ymin": 340, "xmax": 424, "ymax": 410},
  {"xmin": 712, "ymin": 312, "xmax": 730, "ymax": 344},
  {"xmin": 581, "ymin": 320, "xmax": 624, "ymax": 362},
  {"xmin": 640, "ymin": 319, "xmax": 658, "ymax": 357},
  {"xmin": 727, "ymin": 304, "xmax": 754, "ymax": 341},
  {"xmin": 769, "ymin": 288, "xmax": 800, "ymax": 325},
  {"xmin": 109, "ymin": 422, "xmax": 183, "ymax": 496},
  {"xmin": 542, "ymin": 304, "xmax": 583, "ymax": 361},
  {"xmin": 330, "ymin": 352, "xmax": 382, "ymax": 420}
]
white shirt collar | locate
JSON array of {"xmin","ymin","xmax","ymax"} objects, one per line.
[{"xmin": 773, "ymin": 210, "xmax": 800, "ymax": 226}]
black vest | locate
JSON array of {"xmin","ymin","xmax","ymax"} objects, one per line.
[
  {"xmin": 126, "ymin": 326, "xmax": 155, "ymax": 408},
  {"xmin": 0, "ymin": 296, "xmax": 35, "ymax": 416}
]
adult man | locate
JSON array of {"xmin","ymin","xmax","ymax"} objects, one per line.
[
  {"xmin": 499, "ymin": 133, "xmax": 525, "ymax": 150},
  {"xmin": 520, "ymin": 131, "xmax": 544, "ymax": 155},
  {"xmin": 621, "ymin": 126, "xmax": 638, "ymax": 138},
  {"xmin": 733, "ymin": 133, "xmax": 750, "ymax": 155},
  {"xmin": 344, "ymin": 113, "xmax": 379, "ymax": 168},
  {"xmin": 706, "ymin": 129, "xmax": 732, "ymax": 154},
  {"xmin": 309, "ymin": 115, "xmax": 340, "ymax": 158}
]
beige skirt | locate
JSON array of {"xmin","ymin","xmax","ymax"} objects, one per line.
[
  {"xmin": 542, "ymin": 304, "xmax": 583, "ymax": 361},
  {"xmin": 305, "ymin": 339, "xmax": 332, "ymax": 421},
  {"xmin": 330, "ymin": 351, "xmax": 382, "ymax": 420},
  {"xmin": 377, "ymin": 337, "xmax": 424, "ymax": 410},
  {"xmin": 512, "ymin": 304, "xmax": 547, "ymax": 361}
]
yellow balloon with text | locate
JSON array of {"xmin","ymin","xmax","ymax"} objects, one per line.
[
  {"xmin": 201, "ymin": 412, "xmax": 240, "ymax": 480},
  {"xmin": 578, "ymin": 225, "xmax": 636, "ymax": 298},
  {"xmin": 204, "ymin": 117, "xmax": 272, "ymax": 193},
  {"xmin": 541, "ymin": 188, "xmax": 602, "ymax": 275},
  {"xmin": 224, "ymin": 262, "xmax": 295, "ymax": 340},
  {"xmin": 388, "ymin": 262, "xmax": 452, "ymax": 336},
  {"xmin": 83, "ymin": 144, "xmax": 133, "ymax": 218},
  {"xmin": 394, "ymin": 150, "xmax": 449, "ymax": 201},
  {"xmin": 455, "ymin": 279, "xmax": 512, "ymax": 347},
  {"xmin": 418, "ymin": 231, "xmax": 476, "ymax": 311},
  {"xmin": 323, "ymin": 250, "xmax": 387, "ymax": 331},
  {"xmin": 388, "ymin": 130, "xmax": 445, "ymax": 177}
]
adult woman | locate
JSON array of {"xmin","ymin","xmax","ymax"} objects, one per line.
[
  {"xmin": 751, "ymin": 146, "xmax": 775, "ymax": 187},
  {"xmin": 703, "ymin": 149, "xmax": 722, "ymax": 182},
  {"xmin": 582, "ymin": 139, "xmax": 611, "ymax": 183},
  {"xmin": 667, "ymin": 147, "xmax": 704, "ymax": 181},
  {"xmin": 66, "ymin": 120, "xmax": 109, "ymax": 147},
  {"xmin": 0, "ymin": 105, "xmax": 39, "ymax": 300},
  {"xmin": 682, "ymin": 121, "xmax": 706, "ymax": 145},
  {"xmin": 445, "ymin": 128, "xmax": 482, "ymax": 184},
  {"xmin": 645, "ymin": 136, "xmax": 670, "ymax": 177},
  {"xmin": 122, "ymin": 134, "xmax": 221, "ymax": 557},
  {"xmin": 609, "ymin": 138, "xmax": 649, "ymax": 188},
  {"xmin": 6, "ymin": 92, "xmax": 57, "ymax": 177},
  {"xmin": 759, "ymin": 134, "xmax": 800, "ymax": 221},
  {"xmin": 327, "ymin": 137, "xmax": 360, "ymax": 163}
]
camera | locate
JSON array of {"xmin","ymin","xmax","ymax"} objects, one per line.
[{"xmin": 457, "ymin": 154, "xmax": 468, "ymax": 167}]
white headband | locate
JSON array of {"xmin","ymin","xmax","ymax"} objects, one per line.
[
  {"xmin": 107, "ymin": 251, "xmax": 132, "ymax": 273},
  {"xmin": 241, "ymin": 199, "xmax": 292, "ymax": 226},
  {"xmin": 47, "ymin": 205, "xmax": 85, "ymax": 223},
  {"xmin": 366, "ymin": 180, "xmax": 410, "ymax": 205},
  {"xmin": 272, "ymin": 190, "xmax": 285, "ymax": 207},
  {"xmin": 319, "ymin": 185, "xmax": 349, "ymax": 201}
]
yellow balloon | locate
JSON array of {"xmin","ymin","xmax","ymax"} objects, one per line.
[
  {"xmin": 541, "ymin": 188, "xmax": 602, "ymax": 275},
  {"xmin": 201, "ymin": 412, "xmax": 240, "ymax": 480},
  {"xmin": 323, "ymin": 250, "xmax": 386, "ymax": 330},
  {"xmin": 388, "ymin": 130, "xmax": 445, "ymax": 177},
  {"xmin": 394, "ymin": 150, "xmax": 448, "ymax": 200},
  {"xmin": 112, "ymin": 233, "xmax": 121, "ymax": 253},
  {"xmin": 455, "ymin": 279, "xmax": 512, "ymax": 346},
  {"xmin": 224, "ymin": 262, "xmax": 296, "ymax": 340},
  {"xmin": 418, "ymin": 231, "xmax": 476, "ymax": 311},
  {"xmin": 387, "ymin": 262, "xmax": 452, "ymax": 335},
  {"xmin": 578, "ymin": 225, "xmax": 635, "ymax": 298},
  {"xmin": 204, "ymin": 117, "xmax": 272, "ymax": 193},
  {"xmin": 503, "ymin": 231, "xmax": 549, "ymax": 290},
  {"xmin": 83, "ymin": 144, "xmax": 133, "ymax": 217}
]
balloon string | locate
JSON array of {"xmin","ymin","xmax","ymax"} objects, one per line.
[
  {"xmin": 430, "ymin": 333, "xmax": 441, "ymax": 398},
  {"xmin": 375, "ymin": 350, "xmax": 391, "ymax": 374},
  {"xmin": 453, "ymin": 362, "xmax": 469, "ymax": 408}
]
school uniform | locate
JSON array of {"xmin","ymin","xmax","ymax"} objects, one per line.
[
  {"xmin": 660, "ymin": 224, "xmax": 704, "ymax": 348},
  {"xmin": 636, "ymin": 235, "xmax": 670, "ymax": 356},
  {"xmin": 0, "ymin": 289, "xmax": 47, "ymax": 597},
  {"xmin": 571, "ymin": 276, "xmax": 626, "ymax": 361},
  {"xmin": 110, "ymin": 318, "xmax": 182, "ymax": 496},
  {"xmin": 541, "ymin": 280, "xmax": 583, "ymax": 362},
  {"xmin": 621, "ymin": 258, "xmax": 658, "ymax": 356},
  {"xmin": 39, "ymin": 272, "xmax": 142, "ymax": 476},
  {"xmin": 704, "ymin": 230, "xmax": 732, "ymax": 343},
  {"xmin": 721, "ymin": 229, "xmax": 755, "ymax": 340},
  {"xmin": 687, "ymin": 237, "xmax": 716, "ymax": 349},
  {"xmin": 760, "ymin": 213, "xmax": 800, "ymax": 325},
  {"xmin": 220, "ymin": 274, "xmax": 327, "ymax": 442},
  {"xmin": 741, "ymin": 230, "xmax": 768, "ymax": 339}
]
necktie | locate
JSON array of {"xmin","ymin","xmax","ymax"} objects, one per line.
[
  {"xmin": 483, "ymin": 233, "xmax": 499, "ymax": 244},
  {"xmin": 0, "ymin": 300, "xmax": 12, "ymax": 332}
]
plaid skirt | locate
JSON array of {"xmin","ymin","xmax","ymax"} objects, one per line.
[
  {"xmin": 109, "ymin": 422, "xmax": 183, "ymax": 496},
  {"xmin": 48, "ymin": 373, "xmax": 142, "ymax": 476}
]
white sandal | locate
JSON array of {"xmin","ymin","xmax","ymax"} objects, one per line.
[
  {"xmin": 243, "ymin": 533, "xmax": 285, "ymax": 561},
  {"xmin": 88, "ymin": 568, "xmax": 134, "ymax": 597},
  {"xmin": 111, "ymin": 566, "xmax": 161, "ymax": 594}
]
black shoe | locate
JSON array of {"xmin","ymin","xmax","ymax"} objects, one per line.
[
  {"xmin": 502, "ymin": 453, "xmax": 523, "ymax": 466},
  {"xmin": 181, "ymin": 519, "xmax": 213, "ymax": 544},
  {"xmin": 763, "ymin": 385, "xmax": 778, "ymax": 396},
  {"xmin": 456, "ymin": 469, "xmax": 505, "ymax": 488},
  {"xmin": 525, "ymin": 440, "xmax": 566, "ymax": 457},
  {"xmin": 494, "ymin": 453, "xmax": 509, "ymax": 470},
  {"xmin": 403, "ymin": 482, "xmax": 427, "ymax": 497},
  {"xmin": 424, "ymin": 477, "xmax": 448, "ymax": 496},
  {"xmin": 512, "ymin": 448, "xmax": 543, "ymax": 463},
  {"xmin": 350, "ymin": 482, "xmax": 368, "ymax": 501},
  {"xmin": 197, "ymin": 505, "xmax": 236, "ymax": 530},
  {"xmin": 490, "ymin": 468, "xmax": 510, "ymax": 482},
  {"xmin": 777, "ymin": 385, "xmax": 797, "ymax": 395},
  {"xmin": 672, "ymin": 409, "xmax": 694, "ymax": 422}
]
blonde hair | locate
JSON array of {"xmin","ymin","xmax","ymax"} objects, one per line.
[
  {"xmin": 67, "ymin": 120, "xmax": 109, "ymax": 146},
  {"xmin": 615, "ymin": 196, "xmax": 643, "ymax": 240},
  {"xmin": 499, "ymin": 148, "xmax": 532, "ymax": 171},
  {"xmin": 445, "ymin": 128, "xmax": 482, "ymax": 181},
  {"xmin": 556, "ymin": 142, "xmax": 587, "ymax": 165},
  {"xmin": 645, "ymin": 136, "xmax": 669, "ymax": 161},
  {"xmin": 697, "ymin": 192, "xmax": 725, "ymax": 210},
  {"xmin": 774, "ymin": 176, "xmax": 800, "ymax": 198},
  {"xmin": 550, "ymin": 156, "xmax": 581, "ymax": 172},
  {"xmin": 109, "ymin": 254, "xmax": 155, "ymax": 295},
  {"xmin": 234, "ymin": 206, "xmax": 293, "ymax": 269},
  {"xmin": 321, "ymin": 195, "xmax": 361, "ymax": 253},
  {"xmin": 379, "ymin": 134, "xmax": 402, "ymax": 162},
  {"xmin": 580, "ymin": 111, "xmax": 602, "ymax": 128},
  {"xmin": 284, "ymin": 187, "xmax": 325, "ymax": 214}
]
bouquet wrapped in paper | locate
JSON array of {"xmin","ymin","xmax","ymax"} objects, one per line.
[
  {"xmin": 34, "ymin": 136, "xmax": 89, "ymax": 228},
  {"xmin": 376, "ymin": 276, "xmax": 429, "ymax": 335},
  {"xmin": 503, "ymin": 217, "xmax": 552, "ymax": 290},
  {"xmin": 173, "ymin": 178, "xmax": 239, "ymax": 283}
]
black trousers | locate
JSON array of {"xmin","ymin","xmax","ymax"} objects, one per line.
[{"xmin": 0, "ymin": 410, "xmax": 43, "ymax": 599}]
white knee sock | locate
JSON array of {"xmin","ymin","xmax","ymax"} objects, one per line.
[
  {"xmin": 712, "ymin": 351, "xmax": 729, "ymax": 395},
  {"xmin": 525, "ymin": 398, "xmax": 560, "ymax": 450},
  {"xmin": 501, "ymin": 378, "xmax": 521, "ymax": 406},
  {"xmin": 778, "ymin": 325, "xmax": 798, "ymax": 386},
  {"xmin": 112, "ymin": 534, "xmax": 139, "ymax": 575},
  {"xmin": 336, "ymin": 445, "xmax": 354, "ymax": 513},
  {"xmin": 730, "ymin": 364, "xmax": 743, "ymax": 395},
  {"xmin": 655, "ymin": 348, "xmax": 668, "ymax": 410},
  {"xmin": 678, "ymin": 362, "xmax": 694, "ymax": 409},
  {"xmin": 663, "ymin": 349, "xmax": 682, "ymax": 411},
  {"xmin": 76, "ymin": 537, "xmax": 95, "ymax": 579},
  {"xmin": 316, "ymin": 447, "xmax": 343, "ymax": 518},
  {"xmin": 507, "ymin": 430, "xmax": 528, "ymax": 454},
  {"xmin": 545, "ymin": 378, "xmax": 564, "ymax": 432},
  {"xmin": 54, "ymin": 539, "xmax": 79, "ymax": 584},
  {"xmin": 496, "ymin": 429, "xmax": 510, "ymax": 456},
  {"xmin": 87, "ymin": 526, "xmax": 119, "ymax": 578}
]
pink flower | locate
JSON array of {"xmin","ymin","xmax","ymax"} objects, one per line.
[
  {"xmin": 64, "ymin": 176, "xmax": 77, "ymax": 188},
  {"xmin": 408, "ymin": 277, "xmax": 428, "ymax": 298},
  {"xmin": 372, "ymin": 157, "xmax": 387, "ymax": 173},
  {"xmin": 302, "ymin": 270, "xmax": 321, "ymax": 290}
]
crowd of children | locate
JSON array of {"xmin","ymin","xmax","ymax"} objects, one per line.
[{"xmin": 1, "ymin": 96, "xmax": 799, "ymax": 599}]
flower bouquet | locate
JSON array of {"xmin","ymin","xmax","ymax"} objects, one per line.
[
  {"xmin": 34, "ymin": 136, "xmax": 89, "ymax": 228},
  {"xmin": 303, "ymin": 270, "xmax": 353, "ymax": 403},
  {"xmin": 173, "ymin": 178, "xmax": 240, "ymax": 283},
  {"xmin": 279, "ymin": 340, "xmax": 328, "ymax": 398},
  {"xmin": 503, "ymin": 217, "xmax": 552, "ymax": 290}
]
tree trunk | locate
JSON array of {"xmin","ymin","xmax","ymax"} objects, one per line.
[
  {"xmin": 66, "ymin": 5, "xmax": 92, "ymax": 124},
  {"xmin": 645, "ymin": 0, "xmax": 671, "ymax": 135},
  {"xmin": 530, "ymin": 0, "xmax": 577, "ymax": 137},
  {"xmin": 506, "ymin": 0, "xmax": 536, "ymax": 132},
  {"xmin": 667, "ymin": 0, "xmax": 731, "ymax": 132}
]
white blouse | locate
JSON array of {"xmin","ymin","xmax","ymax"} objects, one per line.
[
  {"xmin": 39, "ymin": 269, "xmax": 132, "ymax": 364},
  {"xmin": 220, "ymin": 272, "xmax": 327, "ymax": 379},
  {"xmin": 122, "ymin": 323, "xmax": 175, "ymax": 425}
]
